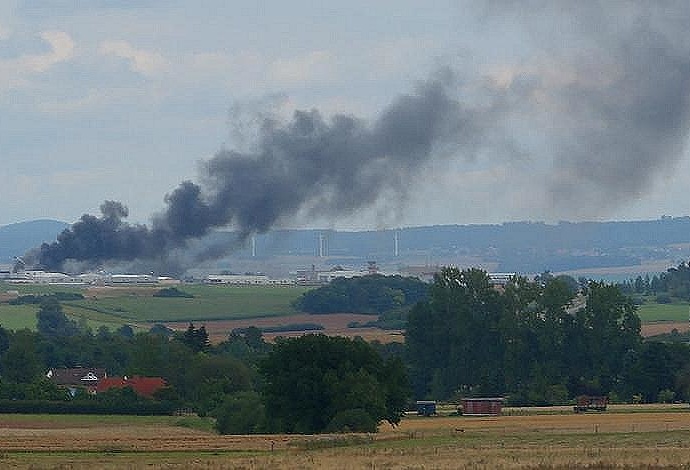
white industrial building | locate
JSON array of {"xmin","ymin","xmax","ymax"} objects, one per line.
[
  {"xmin": 8, "ymin": 270, "xmax": 82, "ymax": 285},
  {"xmin": 5, "ymin": 270, "xmax": 180, "ymax": 286},
  {"xmin": 205, "ymin": 273, "xmax": 293, "ymax": 286}
]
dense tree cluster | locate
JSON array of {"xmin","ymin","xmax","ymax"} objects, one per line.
[
  {"xmin": 0, "ymin": 300, "xmax": 410, "ymax": 434},
  {"xmin": 261, "ymin": 334, "xmax": 408, "ymax": 433},
  {"xmin": 619, "ymin": 259, "xmax": 690, "ymax": 301},
  {"xmin": 293, "ymin": 274, "xmax": 428, "ymax": 314},
  {"xmin": 406, "ymin": 267, "xmax": 690, "ymax": 405},
  {"xmin": 0, "ymin": 319, "xmax": 264, "ymax": 421}
]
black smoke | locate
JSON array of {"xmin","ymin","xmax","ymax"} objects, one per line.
[
  {"xmin": 37, "ymin": 2, "xmax": 690, "ymax": 271},
  {"xmin": 38, "ymin": 72, "xmax": 496, "ymax": 271}
]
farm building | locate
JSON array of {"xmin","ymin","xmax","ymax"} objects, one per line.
[
  {"xmin": 574, "ymin": 395, "xmax": 608, "ymax": 413},
  {"xmin": 46, "ymin": 367, "xmax": 107, "ymax": 395},
  {"xmin": 460, "ymin": 397, "xmax": 504, "ymax": 416}
]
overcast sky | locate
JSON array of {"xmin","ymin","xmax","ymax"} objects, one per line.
[{"xmin": 3, "ymin": 1, "xmax": 690, "ymax": 230}]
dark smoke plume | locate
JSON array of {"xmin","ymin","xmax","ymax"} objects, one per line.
[
  {"xmin": 36, "ymin": 2, "xmax": 690, "ymax": 271},
  {"xmin": 38, "ymin": 72, "xmax": 494, "ymax": 271}
]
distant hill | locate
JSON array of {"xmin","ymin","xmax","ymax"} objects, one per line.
[
  {"xmin": 3, "ymin": 216, "xmax": 690, "ymax": 275},
  {"xmin": 227, "ymin": 217, "xmax": 690, "ymax": 274},
  {"xmin": 0, "ymin": 220, "xmax": 68, "ymax": 262}
]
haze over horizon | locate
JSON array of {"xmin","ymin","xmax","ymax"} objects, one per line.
[{"xmin": 4, "ymin": 1, "xmax": 690, "ymax": 234}]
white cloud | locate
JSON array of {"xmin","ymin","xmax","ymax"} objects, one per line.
[
  {"xmin": 0, "ymin": 30, "xmax": 75, "ymax": 92},
  {"xmin": 21, "ymin": 31, "xmax": 75, "ymax": 73},
  {"xmin": 99, "ymin": 39, "xmax": 169, "ymax": 76}
]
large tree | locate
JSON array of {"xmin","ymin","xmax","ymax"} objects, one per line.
[
  {"xmin": 406, "ymin": 267, "xmax": 644, "ymax": 403},
  {"xmin": 406, "ymin": 267, "xmax": 506, "ymax": 399},
  {"xmin": 260, "ymin": 334, "xmax": 409, "ymax": 433},
  {"xmin": 36, "ymin": 297, "xmax": 79, "ymax": 338}
]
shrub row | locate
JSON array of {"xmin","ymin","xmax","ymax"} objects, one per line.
[{"xmin": 0, "ymin": 399, "xmax": 176, "ymax": 415}]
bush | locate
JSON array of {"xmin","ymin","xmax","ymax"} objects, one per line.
[
  {"xmin": 657, "ymin": 389, "xmax": 675, "ymax": 403},
  {"xmin": 261, "ymin": 323, "xmax": 324, "ymax": 333},
  {"xmin": 153, "ymin": 287, "xmax": 194, "ymax": 298},
  {"xmin": 0, "ymin": 398, "xmax": 175, "ymax": 415},
  {"xmin": 325, "ymin": 408, "xmax": 378, "ymax": 433},
  {"xmin": 213, "ymin": 392, "xmax": 266, "ymax": 434}
]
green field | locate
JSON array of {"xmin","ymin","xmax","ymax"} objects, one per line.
[
  {"xmin": 68, "ymin": 285, "xmax": 310, "ymax": 322},
  {"xmin": 0, "ymin": 304, "xmax": 38, "ymax": 330},
  {"xmin": 0, "ymin": 283, "xmax": 311, "ymax": 332},
  {"xmin": 3, "ymin": 281, "xmax": 688, "ymax": 334},
  {"xmin": 637, "ymin": 302, "xmax": 690, "ymax": 323}
]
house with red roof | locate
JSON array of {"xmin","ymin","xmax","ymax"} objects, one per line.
[{"xmin": 95, "ymin": 376, "xmax": 167, "ymax": 398}]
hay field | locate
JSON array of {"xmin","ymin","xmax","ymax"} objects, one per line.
[
  {"xmin": 167, "ymin": 312, "xmax": 404, "ymax": 343},
  {"xmin": 3, "ymin": 407, "xmax": 690, "ymax": 469}
]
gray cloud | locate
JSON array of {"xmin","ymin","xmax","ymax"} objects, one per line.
[{"xmin": 481, "ymin": 1, "xmax": 690, "ymax": 213}]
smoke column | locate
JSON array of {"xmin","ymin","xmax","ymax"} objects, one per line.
[
  {"xmin": 37, "ymin": 1, "xmax": 690, "ymax": 270},
  {"xmin": 38, "ymin": 71, "xmax": 496, "ymax": 271}
]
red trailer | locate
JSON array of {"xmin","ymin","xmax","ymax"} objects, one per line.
[{"xmin": 460, "ymin": 397, "xmax": 504, "ymax": 416}]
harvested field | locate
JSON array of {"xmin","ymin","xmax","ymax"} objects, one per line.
[
  {"xmin": 641, "ymin": 321, "xmax": 690, "ymax": 337},
  {"xmin": 3, "ymin": 407, "xmax": 690, "ymax": 468},
  {"xmin": 166, "ymin": 313, "xmax": 405, "ymax": 343}
]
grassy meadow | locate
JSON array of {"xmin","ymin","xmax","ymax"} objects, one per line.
[
  {"xmin": 1, "ymin": 406, "xmax": 690, "ymax": 469},
  {"xmin": 0, "ymin": 282, "xmax": 311, "ymax": 333},
  {"xmin": 637, "ymin": 301, "xmax": 690, "ymax": 323},
  {"xmin": 2, "ymin": 281, "xmax": 690, "ymax": 337}
]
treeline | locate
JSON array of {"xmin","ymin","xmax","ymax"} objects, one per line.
[
  {"xmin": 9, "ymin": 291, "xmax": 85, "ymax": 305},
  {"xmin": 0, "ymin": 298, "xmax": 408, "ymax": 434},
  {"xmin": 619, "ymin": 260, "xmax": 690, "ymax": 301},
  {"xmin": 407, "ymin": 268, "xmax": 690, "ymax": 405},
  {"xmin": 292, "ymin": 270, "xmax": 690, "ymax": 406},
  {"xmin": 4, "ymin": 269, "xmax": 690, "ymax": 435}
]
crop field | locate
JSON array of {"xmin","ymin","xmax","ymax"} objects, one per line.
[
  {"xmin": 637, "ymin": 302, "xmax": 690, "ymax": 337},
  {"xmin": 0, "ymin": 283, "xmax": 403, "ymax": 341},
  {"xmin": 166, "ymin": 313, "xmax": 404, "ymax": 343},
  {"xmin": 1, "ymin": 406, "xmax": 690, "ymax": 469},
  {"xmin": 1, "ymin": 281, "xmax": 689, "ymax": 339},
  {"xmin": 637, "ymin": 302, "xmax": 690, "ymax": 323},
  {"xmin": 0, "ymin": 283, "xmax": 312, "ymax": 334},
  {"xmin": 69, "ymin": 284, "xmax": 311, "ymax": 322},
  {"xmin": 0, "ymin": 304, "xmax": 38, "ymax": 330}
]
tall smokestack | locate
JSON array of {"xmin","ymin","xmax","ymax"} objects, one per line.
[
  {"xmin": 394, "ymin": 230, "xmax": 399, "ymax": 257},
  {"xmin": 318, "ymin": 232, "xmax": 328, "ymax": 258}
]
